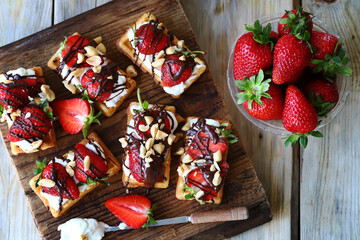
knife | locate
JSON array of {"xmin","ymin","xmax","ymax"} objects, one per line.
[{"xmin": 105, "ymin": 206, "xmax": 249, "ymax": 232}]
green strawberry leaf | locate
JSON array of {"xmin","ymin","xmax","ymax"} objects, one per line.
[
  {"xmin": 54, "ymin": 37, "xmax": 67, "ymax": 59},
  {"xmin": 128, "ymin": 25, "xmax": 139, "ymax": 47},
  {"xmin": 308, "ymin": 90, "xmax": 336, "ymax": 118},
  {"xmin": 0, "ymin": 103, "xmax": 4, "ymax": 118},
  {"xmin": 217, "ymin": 124, "xmax": 238, "ymax": 144},
  {"xmin": 34, "ymin": 157, "xmax": 47, "ymax": 188},
  {"xmin": 137, "ymin": 88, "xmax": 149, "ymax": 111},
  {"xmin": 176, "ymin": 49, "xmax": 206, "ymax": 57},
  {"xmin": 82, "ymin": 103, "xmax": 102, "ymax": 139},
  {"xmin": 283, "ymin": 131, "xmax": 323, "ymax": 148},
  {"xmin": 142, "ymin": 203, "xmax": 158, "ymax": 230},
  {"xmin": 245, "ymin": 20, "xmax": 277, "ymax": 50}
]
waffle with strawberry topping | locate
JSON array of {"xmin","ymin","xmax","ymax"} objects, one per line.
[
  {"xmin": 117, "ymin": 12, "xmax": 206, "ymax": 98},
  {"xmin": 176, "ymin": 117, "xmax": 233, "ymax": 204},
  {"xmin": 29, "ymin": 132, "xmax": 120, "ymax": 218},
  {"xmin": 0, "ymin": 66, "xmax": 56, "ymax": 155},
  {"xmin": 120, "ymin": 99, "xmax": 183, "ymax": 189},
  {"xmin": 47, "ymin": 33, "xmax": 136, "ymax": 117}
]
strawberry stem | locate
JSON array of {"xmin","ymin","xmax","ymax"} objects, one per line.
[
  {"xmin": 245, "ymin": 20, "xmax": 277, "ymax": 50},
  {"xmin": 142, "ymin": 203, "xmax": 158, "ymax": 230},
  {"xmin": 34, "ymin": 157, "xmax": 47, "ymax": 188},
  {"xmin": 137, "ymin": 88, "xmax": 149, "ymax": 111},
  {"xmin": 54, "ymin": 37, "xmax": 67, "ymax": 59},
  {"xmin": 82, "ymin": 103, "xmax": 102, "ymax": 139}
]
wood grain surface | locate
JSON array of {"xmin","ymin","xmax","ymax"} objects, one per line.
[{"xmin": 0, "ymin": 0, "xmax": 271, "ymax": 239}]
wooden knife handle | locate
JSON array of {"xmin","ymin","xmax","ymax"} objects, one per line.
[{"xmin": 190, "ymin": 207, "xmax": 249, "ymax": 224}]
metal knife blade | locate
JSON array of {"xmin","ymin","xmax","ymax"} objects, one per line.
[{"xmin": 105, "ymin": 216, "xmax": 190, "ymax": 232}]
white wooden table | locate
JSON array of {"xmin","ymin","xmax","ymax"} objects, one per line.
[{"xmin": 0, "ymin": 0, "xmax": 359, "ymax": 239}]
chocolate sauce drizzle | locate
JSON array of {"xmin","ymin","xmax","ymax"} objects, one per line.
[
  {"xmin": 161, "ymin": 55, "xmax": 195, "ymax": 82},
  {"xmin": 124, "ymin": 105, "xmax": 176, "ymax": 188},
  {"xmin": 183, "ymin": 118, "xmax": 229, "ymax": 202}
]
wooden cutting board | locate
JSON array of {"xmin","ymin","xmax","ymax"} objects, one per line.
[{"xmin": 0, "ymin": 0, "xmax": 271, "ymax": 239}]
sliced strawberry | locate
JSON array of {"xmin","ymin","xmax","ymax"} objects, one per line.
[
  {"xmin": 0, "ymin": 84, "xmax": 29, "ymax": 109},
  {"xmin": 81, "ymin": 68, "xmax": 114, "ymax": 102},
  {"xmin": 61, "ymin": 35, "xmax": 91, "ymax": 67},
  {"xmin": 7, "ymin": 104, "xmax": 52, "ymax": 142},
  {"xmin": 161, "ymin": 54, "xmax": 194, "ymax": 87},
  {"xmin": 52, "ymin": 98, "xmax": 101, "ymax": 138},
  {"xmin": 127, "ymin": 144, "xmax": 143, "ymax": 183},
  {"xmin": 186, "ymin": 162, "xmax": 229, "ymax": 201},
  {"xmin": 105, "ymin": 195, "xmax": 156, "ymax": 229},
  {"xmin": 186, "ymin": 132, "xmax": 228, "ymax": 160},
  {"xmin": 42, "ymin": 162, "xmax": 80, "ymax": 200},
  {"xmin": 136, "ymin": 23, "xmax": 169, "ymax": 55},
  {"xmin": 74, "ymin": 143, "xmax": 107, "ymax": 183}
]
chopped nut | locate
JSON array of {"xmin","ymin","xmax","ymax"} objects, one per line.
[
  {"xmin": 177, "ymin": 166, "xmax": 184, "ymax": 176},
  {"xmin": 155, "ymin": 50, "xmax": 165, "ymax": 60},
  {"xmin": 119, "ymin": 137, "xmax": 128, "ymax": 148},
  {"xmin": 167, "ymin": 134, "xmax": 176, "ymax": 145},
  {"xmin": 182, "ymin": 154, "xmax": 193, "ymax": 163},
  {"xmin": 80, "ymin": 234, "xmax": 88, "ymax": 240},
  {"xmin": 0, "ymin": 74, "xmax": 12, "ymax": 84},
  {"xmin": 181, "ymin": 122, "xmax": 191, "ymax": 131},
  {"xmin": 194, "ymin": 57, "xmax": 203, "ymax": 65},
  {"xmin": 213, "ymin": 150, "xmax": 222, "ymax": 162},
  {"xmin": 84, "ymin": 156, "xmax": 90, "ymax": 172},
  {"xmin": 158, "ymin": 22, "xmax": 164, "ymax": 28},
  {"xmin": 179, "ymin": 55, "xmax": 186, "ymax": 61},
  {"xmin": 145, "ymin": 138, "xmax": 155, "ymax": 150},
  {"xmin": 210, "ymin": 164, "xmax": 216, "ymax": 172},
  {"xmin": 70, "ymin": 68, "xmax": 85, "ymax": 77},
  {"xmin": 150, "ymin": 124, "xmax": 159, "ymax": 138},
  {"xmin": 126, "ymin": 65, "xmax": 137, "ymax": 78},
  {"xmin": 153, "ymin": 143, "xmax": 165, "ymax": 154},
  {"xmin": 139, "ymin": 124, "xmax": 149, "ymax": 132},
  {"xmin": 63, "ymin": 81, "xmax": 77, "ymax": 94},
  {"xmin": 160, "ymin": 123, "xmax": 165, "ymax": 129},
  {"xmin": 41, "ymin": 84, "xmax": 56, "ymax": 102},
  {"xmin": 77, "ymin": 53, "xmax": 85, "ymax": 64},
  {"xmin": 24, "ymin": 112, "xmax": 31, "ymax": 119},
  {"xmin": 6, "ymin": 108, "xmax": 13, "ymax": 113},
  {"xmin": 183, "ymin": 164, "xmax": 191, "ymax": 171},
  {"xmin": 214, "ymin": 160, "xmax": 221, "ymax": 172},
  {"xmin": 145, "ymin": 149, "xmax": 155, "ymax": 158},
  {"xmin": 93, "ymin": 66, "xmax": 102, "ymax": 73},
  {"xmin": 174, "ymin": 147, "xmax": 184, "ymax": 155},
  {"xmin": 196, "ymin": 159, "xmax": 206, "ymax": 164},
  {"xmin": 145, "ymin": 162, "xmax": 151, "ymax": 168},
  {"xmin": 151, "ymin": 58, "xmax": 165, "ymax": 68},
  {"xmin": 177, "ymin": 40, "xmax": 185, "ymax": 49},
  {"xmin": 84, "ymin": 46, "xmax": 99, "ymax": 57},
  {"xmin": 86, "ymin": 56, "xmax": 102, "ymax": 66},
  {"xmin": 195, "ymin": 190, "xmax": 204, "ymax": 200},
  {"xmin": 140, "ymin": 144, "xmax": 146, "ymax": 158},
  {"xmin": 212, "ymin": 171, "xmax": 222, "ymax": 186},
  {"xmin": 68, "ymin": 160, "xmax": 76, "ymax": 168},
  {"xmin": 10, "ymin": 109, "xmax": 21, "ymax": 121},
  {"xmin": 31, "ymin": 140, "xmax": 43, "ymax": 149},
  {"xmin": 107, "ymin": 75, "xmax": 113, "ymax": 80},
  {"xmin": 145, "ymin": 157, "xmax": 153, "ymax": 163},
  {"xmin": 93, "ymin": 36, "xmax": 103, "ymax": 44},
  {"xmin": 96, "ymin": 43, "xmax": 106, "ymax": 54},
  {"xmin": 166, "ymin": 46, "xmax": 175, "ymax": 55},
  {"xmin": 155, "ymin": 130, "xmax": 168, "ymax": 140},
  {"xmin": 145, "ymin": 116, "xmax": 153, "ymax": 125},
  {"xmin": 66, "ymin": 165, "xmax": 74, "ymax": 177},
  {"xmin": 38, "ymin": 179, "xmax": 55, "ymax": 188}
]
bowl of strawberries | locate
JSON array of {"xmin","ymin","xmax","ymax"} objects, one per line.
[{"xmin": 227, "ymin": 7, "xmax": 352, "ymax": 148}]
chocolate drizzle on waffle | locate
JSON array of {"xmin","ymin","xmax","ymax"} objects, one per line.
[
  {"xmin": 183, "ymin": 118, "xmax": 229, "ymax": 202},
  {"xmin": 123, "ymin": 105, "xmax": 176, "ymax": 188}
]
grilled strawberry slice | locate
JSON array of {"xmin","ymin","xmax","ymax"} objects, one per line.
[
  {"xmin": 81, "ymin": 69, "xmax": 114, "ymax": 102},
  {"xmin": 52, "ymin": 98, "xmax": 101, "ymax": 138},
  {"xmin": 186, "ymin": 132, "xmax": 228, "ymax": 160},
  {"xmin": 105, "ymin": 195, "xmax": 157, "ymax": 229},
  {"xmin": 0, "ymin": 83, "xmax": 29, "ymax": 109},
  {"xmin": 61, "ymin": 35, "xmax": 91, "ymax": 67},
  {"xmin": 7, "ymin": 104, "xmax": 52, "ymax": 142},
  {"xmin": 136, "ymin": 23, "xmax": 169, "ymax": 55},
  {"xmin": 161, "ymin": 54, "xmax": 194, "ymax": 87},
  {"xmin": 185, "ymin": 162, "xmax": 229, "ymax": 201},
  {"xmin": 74, "ymin": 143, "xmax": 107, "ymax": 183},
  {"xmin": 41, "ymin": 162, "xmax": 80, "ymax": 200}
]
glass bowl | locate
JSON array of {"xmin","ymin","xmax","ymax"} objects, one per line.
[{"xmin": 227, "ymin": 15, "xmax": 351, "ymax": 136}]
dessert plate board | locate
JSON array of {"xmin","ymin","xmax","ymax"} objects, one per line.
[{"xmin": 0, "ymin": 0, "xmax": 271, "ymax": 239}]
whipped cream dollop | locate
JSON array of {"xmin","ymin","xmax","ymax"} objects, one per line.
[{"xmin": 58, "ymin": 218, "xmax": 108, "ymax": 240}]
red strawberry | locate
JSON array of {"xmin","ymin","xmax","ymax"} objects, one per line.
[
  {"xmin": 127, "ymin": 144, "xmax": 143, "ymax": 183},
  {"xmin": 74, "ymin": 143, "xmax": 107, "ymax": 183},
  {"xmin": 52, "ymin": 98, "xmax": 101, "ymax": 138},
  {"xmin": 235, "ymin": 70, "xmax": 283, "ymax": 120},
  {"xmin": 278, "ymin": 7, "xmax": 313, "ymax": 37},
  {"xmin": 105, "ymin": 195, "xmax": 157, "ymax": 229},
  {"xmin": 12, "ymin": 76, "xmax": 43, "ymax": 97},
  {"xmin": 303, "ymin": 76, "xmax": 339, "ymax": 117},
  {"xmin": 273, "ymin": 34, "xmax": 311, "ymax": 84},
  {"xmin": 186, "ymin": 132, "xmax": 228, "ymax": 160},
  {"xmin": 136, "ymin": 22, "xmax": 169, "ymax": 55},
  {"xmin": 309, "ymin": 31, "xmax": 340, "ymax": 60},
  {"xmin": 0, "ymin": 83, "xmax": 29, "ymax": 109},
  {"xmin": 161, "ymin": 54, "xmax": 194, "ymax": 87},
  {"xmin": 7, "ymin": 104, "xmax": 52, "ymax": 142},
  {"xmin": 61, "ymin": 35, "xmax": 91, "ymax": 67},
  {"xmin": 81, "ymin": 69, "xmax": 114, "ymax": 102},
  {"xmin": 185, "ymin": 162, "xmax": 229, "ymax": 201},
  {"xmin": 233, "ymin": 20, "xmax": 277, "ymax": 81},
  {"xmin": 41, "ymin": 162, "xmax": 80, "ymax": 200}
]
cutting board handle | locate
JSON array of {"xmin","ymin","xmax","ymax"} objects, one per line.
[{"xmin": 190, "ymin": 207, "xmax": 249, "ymax": 224}]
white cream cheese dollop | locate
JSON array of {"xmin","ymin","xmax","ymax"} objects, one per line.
[
  {"xmin": 58, "ymin": 218, "xmax": 108, "ymax": 240},
  {"xmin": 6, "ymin": 67, "xmax": 36, "ymax": 78}
]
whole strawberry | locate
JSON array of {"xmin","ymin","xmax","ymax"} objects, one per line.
[
  {"xmin": 278, "ymin": 7, "xmax": 313, "ymax": 37},
  {"xmin": 273, "ymin": 34, "xmax": 312, "ymax": 84},
  {"xmin": 310, "ymin": 31, "xmax": 340, "ymax": 60},
  {"xmin": 235, "ymin": 69, "xmax": 283, "ymax": 120},
  {"xmin": 282, "ymin": 85, "xmax": 322, "ymax": 148},
  {"xmin": 303, "ymin": 76, "xmax": 339, "ymax": 117},
  {"xmin": 233, "ymin": 20, "xmax": 277, "ymax": 81}
]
